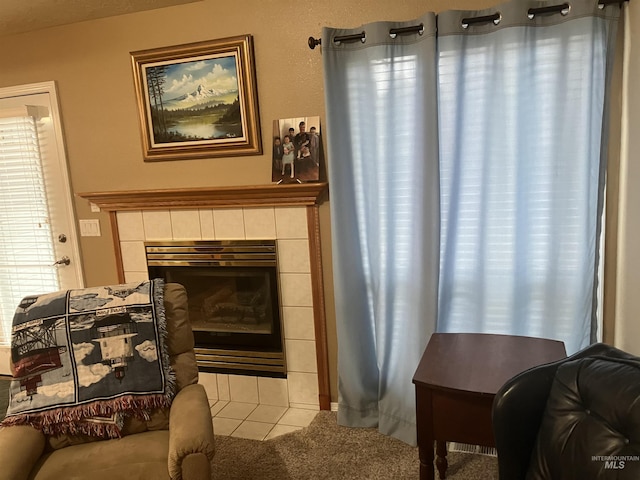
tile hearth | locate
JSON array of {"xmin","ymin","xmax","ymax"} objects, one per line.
[{"xmin": 208, "ymin": 400, "xmax": 319, "ymax": 441}]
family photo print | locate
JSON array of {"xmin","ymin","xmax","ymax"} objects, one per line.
[{"xmin": 272, "ymin": 116, "xmax": 322, "ymax": 184}]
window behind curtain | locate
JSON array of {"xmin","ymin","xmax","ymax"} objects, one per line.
[
  {"xmin": 0, "ymin": 111, "xmax": 59, "ymax": 346},
  {"xmin": 437, "ymin": 15, "xmax": 615, "ymax": 354}
]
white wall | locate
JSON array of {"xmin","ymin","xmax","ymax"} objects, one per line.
[{"xmin": 615, "ymin": 2, "xmax": 640, "ymax": 355}]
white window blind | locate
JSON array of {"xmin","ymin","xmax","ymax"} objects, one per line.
[
  {"xmin": 437, "ymin": 18, "xmax": 608, "ymax": 354},
  {"xmin": 0, "ymin": 109, "xmax": 59, "ymax": 346}
]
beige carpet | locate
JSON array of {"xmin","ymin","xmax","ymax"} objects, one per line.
[{"xmin": 211, "ymin": 411, "xmax": 498, "ymax": 479}]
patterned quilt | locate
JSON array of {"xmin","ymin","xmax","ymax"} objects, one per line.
[{"xmin": 0, "ymin": 279, "xmax": 174, "ymax": 438}]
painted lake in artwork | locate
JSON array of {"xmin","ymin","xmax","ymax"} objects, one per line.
[{"xmin": 168, "ymin": 116, "xmax": 242, "ymax": 140}]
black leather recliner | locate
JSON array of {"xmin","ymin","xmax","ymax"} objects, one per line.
[{"xmin": 492, "ymin": 342, "xmax": 640, "ymax": 479}]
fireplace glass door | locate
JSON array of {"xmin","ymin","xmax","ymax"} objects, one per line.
[{"xmin": 146, "ymin": 240, "xmax": 286, "ymax": 377}]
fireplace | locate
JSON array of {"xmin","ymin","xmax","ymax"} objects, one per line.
[
  {"xmin": 146, "ymin": 240, "xmax": 286, "ymax": 377},
  {"xmin": 78, "ymin": 184, "xmax": 330, "ymax": 409}
]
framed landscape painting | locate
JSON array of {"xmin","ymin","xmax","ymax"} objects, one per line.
[{"xmin": 131, "ymin": 35, "xmax": 262, "ymax": 161}]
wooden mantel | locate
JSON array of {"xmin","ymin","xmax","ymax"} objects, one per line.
[
  {"xmin": 77, "ymin": 181, "xmax": 332, "ymax": 410},
  {"xmin": 77, "ymin": 182, "xmax": 329, "ymax": 211}
]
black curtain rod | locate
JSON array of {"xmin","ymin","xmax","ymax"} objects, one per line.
[
  {"xmin": 333, "ymin": 31, "xmax": 366, "ymax": 44},
  {"xmin": 461, "ymin": 12, "xmax": 501, "ymax": 27},
  {"xmin": 308, "ymin": 31, "xmax": 364, "ymax": 49},
  {"xmin": 308, "ymin": 24, "xmax": 424, "ymax": 50},
  {"xmin": 527, "ymin": 2, "xmax": 571, "ymax": 17},
  {"xmin": 463, "ymin": 0, "xmax": 625, "ymax": 26},
  {"xmin": 390, "ymin": 24, "xmax": 425, "ymax": 36},
  {"xmin": 308, "ymin": 0, "xmax": 627, "ymax": 49}
]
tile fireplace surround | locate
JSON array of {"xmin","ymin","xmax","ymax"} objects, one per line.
[{"xmin": 78, "ymin": 183, "xmax": 330, "ymax": 411}]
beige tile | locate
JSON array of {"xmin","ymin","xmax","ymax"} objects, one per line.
[
  {"xmin": 120, "ymin": 241, "xmax": 147, "ymax": 271},
  {"xmin": 285, "ymin": 339, "xmax": 318, "ymax": 373},
  {"xmin": 231, "ymin": 420, "xmax": 275, "ymax": 441},
  {"xmin": 116, "ymin": 211, "xmax": 145, "ymax": 241},
  {"xmin": 217, "ymin": 374, "xmax": 230, "ymax": 401},
  {"xmin": 287, "ymin": 372, "xmax": 319, "ymax": 406},
  {"xmin": 282, "ymin": 307, "xmax": 315, "ymax": 340},
  {"xmin": 213, "ymin": 209, "xmax": 245, "ymax": 239},
  {"xmin": 198, "ymin": 372, "xmax": 218, "ymax": 401},
  {"xmin": 142, "ymin": 211, "xmax": 173, "ymax": 240},
  {"xmin": 275, "ymin": 207, "xmax": 308, "ymax": 239},
  {"xmin": 170, "ymin": 210, "xmax": 202, "ymax": 239},
  {"xmin": 124, "ymin": 271, "xmax": 148, "ymax": 283},
  {"xmin": 265, "ymin": 424, "xmax": 303, "ymax": 440},
  {"xmin": 210, "ymin": 400, "xmax": 228, "ymax": 417},
  {"xmin": 257, "ymin": 377, "xmax": 289, "ymax": 407},
  {"xmin": 278, "ymin": 408, "xmax": 318, "ymax": 427},
  {"xmin": 246, "ymin": 404, "xmax": 287, "ymax": 424},
  {"xmin": 212, "ymin": 417, "xmax": 242, "ymax": 436},
  {"xmin": 279, "ymin": 273, "xmax": 313, "ymax": 307},
  {"xmin": 216, "ymin": 401, "xmax": 257, "ymax": 420},
  {"xmin": 277, "ymin": 239, "xmax": 311, "ymax": 273},
  {"xmin": 288, "ymin": 402, "xmax": 321, "ymax": 410},
  {"xmin": 228, "ymin": 375, "xmax": 259, "ymax": 403},
  {"xmin": 243, "ymin": 208, "xmax": 276, "ymax": 239},
  {"xmin": 199, "ymin": 209, "xmax": 215, "ymax": 238}
]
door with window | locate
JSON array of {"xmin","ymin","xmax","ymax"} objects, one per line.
[{"xmin": 0, "ymin": 82, "xmax": 83, "ymax": 373}]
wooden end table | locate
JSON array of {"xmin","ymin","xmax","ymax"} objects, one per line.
[{"xmin": 412, "ymin": 333, "xmax": 566, "ymax": 480}]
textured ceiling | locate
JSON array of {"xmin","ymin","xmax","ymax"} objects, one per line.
[{"xmin": 0, "ymin": 0, "xmax": 202, "ymax": 37}]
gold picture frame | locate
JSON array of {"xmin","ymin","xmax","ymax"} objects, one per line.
[{"xmin": 131, "ymin": 35, "xmax": 262, "ymax": 162}]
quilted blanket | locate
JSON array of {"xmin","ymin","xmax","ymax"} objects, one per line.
[{"xmin": 0, "ymin": 279, "xmax": 175, "ymax": 438}]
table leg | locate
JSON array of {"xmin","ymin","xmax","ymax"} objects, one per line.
[
  {"xmin": 416, "ymin": 388, "xmax": 435, "ymax": 480},
  {"xmin": 418, "ymin": 440, "xmax": 435, "ymax": 480},
  {"xmin": 435, "ymin": 440, "xmax": 448, "ymax": 479}
]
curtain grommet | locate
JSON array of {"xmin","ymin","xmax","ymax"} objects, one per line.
[
  {"xmin": 528, "ymin": 3, "xmax": 571, "ymax": 19},
  {"xmin": 461, "ymin": 12, "xmax": 501, "ymax": 29},
  {"xmin": 389, "ymin": 24, "xmax": 425, "ymax": 39}
]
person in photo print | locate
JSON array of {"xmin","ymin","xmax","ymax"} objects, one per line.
[
  {"xmin": 309, "ymin": 126, "xmax": 319, "ymax": 166},
  {"xmin": 281, "ymin": 135, "xmax": 295, "ymax": 178},
  {"xmin": 294, "ymin": 121, "xmax": 311, "ymax": 160},
  {"xmin": 272, "ymin": 136, "xmax": 284, "ymax": 172}
]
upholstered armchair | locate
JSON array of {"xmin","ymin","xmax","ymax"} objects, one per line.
[
  {"xmin": 492, "ymin": 342, "xmax": 640, "ymax": 480},
  {"xmin": 0, "ymin": 283, "xmax": 215, "ymax": 480}
]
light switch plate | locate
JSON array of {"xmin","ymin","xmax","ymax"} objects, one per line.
[{"xmin": 79, "ymin": 219, "xmax": 101, "ymax": 237}]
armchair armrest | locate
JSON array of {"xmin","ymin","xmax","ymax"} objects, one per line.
[
  {"xmin": 492, "ymin": 342, "xmax": 622, "ymax": 480},
  {"xmin": 0, "ymin": 424, "xmax": 46, "ymax": 480},
  {"xmin": 168, "ymin": 383, "xmax": 215, "ymax": 480},
  {"xmin": 492, "ymin": 361, "xmax": 560, "ymax": 480}
]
